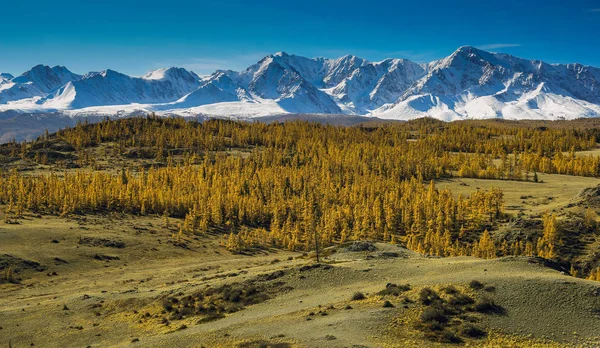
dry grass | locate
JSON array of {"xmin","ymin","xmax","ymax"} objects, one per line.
[{"xmin": 2, "ymin": 213, "xmax": 598, "ymax": 347}]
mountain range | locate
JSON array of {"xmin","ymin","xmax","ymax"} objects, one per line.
[{"xmin": 1, "ymin": 46, "xmax": 600, "ymax": 122}]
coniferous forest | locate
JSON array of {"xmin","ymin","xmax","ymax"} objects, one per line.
[{"xmin": 1, "ymin": 116, "xmax": 599, "ymax": 280}]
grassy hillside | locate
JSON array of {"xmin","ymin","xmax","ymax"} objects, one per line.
[{"xmin": 1, "ymin": 116, "xmax": 599, "ymax": 347}]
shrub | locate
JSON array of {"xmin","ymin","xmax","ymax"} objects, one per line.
[
  {"xmin": 383, "ymin": 300, "xmax": 395, "ymax": 308},
  {"xmin": 419, "ymin": 287, "xmax": 441, "ymax": 305},
  {"xmin": 351, "ymin": 292, "xmax": 366, "ymax": 301},
  {"xmin": 460, "ymin": 323, "xmax": 487, "ymax": 338},
  {"xmin": 163, "ymin": 300, "xmax": 173, "ymax": 311},
  {"xmin": 474, "ymin": 296, "xmax": 504, "ymax": 314},
  {"xmin": 447, "ymin": 293, "xmax": 474, "ymax": 307},
  {"xmin": 377, "ymin": 283, "xmax": 411, "ymax": 296},
  {"xmin": 442, "ymin": 285, "xmax": 459, "ymax": 294},
  {"xmin": 225, "ymin": 288, "xmax": 242, "ymax": 302},
  {"xmin": 420, "ymin": 307, "xmax": 449, "ymax": 324},
  {"xmin": 422, "ymin": 327, "xmax": 462, "ymax": 343},
  {"xmin": 469, "ymin": 280, "xmax": 485, "ymax": 290},
  {"xmin": 397, "ymin": 284, "xmax": 411, "ymax": 292},
  {"xmin": 197, "ymin": 313, "xmax": 225, "ymax": 324},
  {"xmin": 437, "ymin": 329, "xmax": 463, "ymax": 344}
]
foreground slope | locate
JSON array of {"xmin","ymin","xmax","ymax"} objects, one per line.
[{"xmin": 1, "ymin": 215, "xmax": 599, "ymax": 348}]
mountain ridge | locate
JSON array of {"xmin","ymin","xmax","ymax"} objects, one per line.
[{"xmin": 1, "ymin": 46, "xmax": 599, "ymax": 121}]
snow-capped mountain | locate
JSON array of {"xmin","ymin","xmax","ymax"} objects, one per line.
[
  {"xmin": 0, "ymin": 65, "xmax": 82, "ymax": 104},
  {"xmin": 0, "ymin": 73, "xmax": 14, "ymax": 84},
  {"xmin": 41, "ymin": 67, "xmax": 202, "ymax": 109},
  {"xmin": 0, "ymin": 74, "xmax": 13, "ymax": 93},
  {"xmin": 1, "ymin": 46, "xmax": 600, "ymax": 121},
  {"xmin": 328, "ymin": 58, "xmax": 427, "ymax": 113},
  {"xmin": 13, "ymin": 65, "xmax": 82, "ymax": 93},
  {"xmin": 377, "ymin": 46, "xmax": 600, "ymax": 120}
]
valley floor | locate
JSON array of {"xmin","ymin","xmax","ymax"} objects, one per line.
[{"xmin": 1, "ymin": 200, "xmax": 599, "ymax": 347}]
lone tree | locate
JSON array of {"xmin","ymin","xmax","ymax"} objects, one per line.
[{"xmin": 314, "ymin": 228, "xmax": 320, "ymax": 263}]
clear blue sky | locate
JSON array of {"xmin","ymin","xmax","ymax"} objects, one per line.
[{"xmin": 2, "ymin": 0, "xmax": 600, "ymax": 77}]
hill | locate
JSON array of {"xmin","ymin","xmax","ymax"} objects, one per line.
[{"xmin": 0, "ymin": 117, "xmax": 599, "ymax": 347}]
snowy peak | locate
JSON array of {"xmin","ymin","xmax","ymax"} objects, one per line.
[
  {"xmin": 241, "ymin": 54, "xmax": 342, "ymax": 113},
  {"xmin": 414, "ymin": 46, "xmax": 600, "ymax": 105},
  {"xmin": 378, "ymin": 47, "xmax": 600, "ymax": 120},
  {"xmin": 45, "ymin": 66, "xmax": 202, "ymax": 109},
  {"xmin": 142, "ymin": 68, "xmax": 174, "ymax": 80},
  {"xmin": 12, "ymin": 64, "xmax": 81, "ymax": 93},
  {"xmin": 142, "ymin": 67, "xmax": 199, "ymax": 83},
  {"xmin": 326, "ymin": 56, "xmax": 426, "ymax": 113},
  {"xmin": 167, "ymin": 71, "xmax": 242, "ymax": 109},
  {"xmin": 51, "ymin": 65, "xmax": 81, "ymax": 83},
  {"xmin": 249, "ymin": 52, "xmax": 325, "ymax": 86},
  {"xmin": 322, "ymin": 54, "xmax": 369, "ymax": 87},
  {"xmin": 246, "ymin": 52, "xmax": 369, "ymax": 89},
  {"xmin": 0, "ymin": 65, "xmax": 82, "ymax": 103},
  {"xmin": 1, "ymin": 47, "xmax": 600, "ymax": 121}
]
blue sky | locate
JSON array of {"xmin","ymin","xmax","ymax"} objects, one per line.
[{"xmin": 2, "ymin": 0, "xmax": 600, "ymax": 76}]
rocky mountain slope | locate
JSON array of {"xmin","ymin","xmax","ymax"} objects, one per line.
[{"xmin": 1, "ymin": 46, "xmax": 599, "ymax": 120}]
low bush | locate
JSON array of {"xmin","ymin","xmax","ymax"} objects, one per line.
[
  {"xmin": 377, "ymin": 283, "xmax": 411, "ymax": 296},
  {"xmin": 351, "ymin": 292, "xmax": 366, "ymax": 301},
  {"xmin": 442, "ymin": 285, "xmax": 459, "ymax": 294},
  {"xmin": 474, "ymin": 296, "xmax": 505, "ymax": 314},
  {"xmin": 420, "ymin": 307, "xmax": 449, "ymax": 324},
  {"xmin": 447, "ymin": 293, "xmax": 474, "ymax": 307},
  {"xmin": 346, "ymin": 241, "xmax": 377, "ymax": 252},
  {"xmin": 469, "ymin": 280, "xmax": 485, "ymax": 290},
  {"xmin": 419, "ymin": 287, "xmax": 441, "ymax": 305},
  {"xmin": 460, "ymin": 323, "xmax": 487, "ymax": 338}
]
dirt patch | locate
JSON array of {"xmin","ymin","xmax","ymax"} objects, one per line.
[
  {"xmin": 378, "ymin": 251, "xmax": 407, "ymax": 259},
  {"xmin": 498, "ymin": 256, "xmax": 570, "ymax": 273},
  {"xmin": 236, "ymin": 340, "xmax": 292, "ymax": 348},
  {"xmin": 0, "ymin": 254, "xmax": 47, "ymax": 283},
  {"xmin": 298, "ymin": 263, "xmax": 333, "ymax": 272},
  {"xmin": 576, "ymin": 185, "xmax": 600, "ymax": 200},
  {"xmin": 78, "ymin": 237, "xmax": 125, "ymax": 248},
  {"xmin": 346, "ymin": 241, "xmax": 377, "ymax": 252},
  {"xmin": 494, "ymin": 218, "xmax": 542, "ymax": 244},
  {"xmin": 575, "ymin": 185, "xmax": 600, "ymax": 207},
  {"xmin": 93, "ymin": 254, "xmax": 120, "ymax": 261},
  {"xmin": 0, "ymin": 254, "xmax": 46, "ymax": 273}
]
